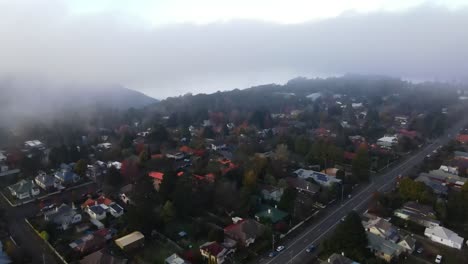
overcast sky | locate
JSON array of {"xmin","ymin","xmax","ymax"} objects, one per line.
[{"xmin": 1, "ymin": 0, "xmax": 468, "ymax": 99}]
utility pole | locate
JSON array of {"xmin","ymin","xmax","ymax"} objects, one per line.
[{"xmin": 272, "ymin": 233, "xmax": 275, "ymax": 251}]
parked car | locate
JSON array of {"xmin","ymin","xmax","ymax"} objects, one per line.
[
  {"xmin": 416, "ymin": 247, "xmax": 424, "ymax": 254},
  {"xmin": 305, "ymin": 245, "xmax": 315, "ymax": 253},
  {"xmin": 268, "ymin": 251, "xmax": 278, "ymax": 257},
  {"xmin": 276, "ymin": 246, "xmax": 285, "ymax": 252},
  {"xmin": 435, "ymin": 255, "xmax": 442, "ymax": 263}
]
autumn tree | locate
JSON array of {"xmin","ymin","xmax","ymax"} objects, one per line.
[{"xmin": 352, "ymin": 145, "xmax": 371, "ymax": 182}]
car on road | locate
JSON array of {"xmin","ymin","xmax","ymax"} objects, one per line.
[
  {"xmin": 276, "ymin": 245, "xmax": 285, "ymax": 252},
  {"xmin": 305, "ymin": 245, "xmax": 316, "ymax": 253},
  {"xmin": 341, "ymin": 216, "xmax": 346, "ymax": 222},
  {"xmin": 416, "ymin": 247, "xmax": 424, "ymax": 254},
  {"xmin": 435, "ymin": 255, "xmax": 442, "ymax": 263},
  {"xmin": 268, "ymin": 251, "xmax": 278, "ymax": 257},
  {"xmin": 40, "ymin": 203, "xmax": 56, "ymax": 212}
]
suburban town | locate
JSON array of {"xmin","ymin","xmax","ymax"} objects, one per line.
[{"xmin": 1, "ymin": 77, "xmax": 468, "ymax": 264}]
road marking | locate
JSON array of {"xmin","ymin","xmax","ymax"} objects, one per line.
[
  {"xmin": 261, "ymin": 131, "xmax": 462, "ymax": 264},
  {"xmin": 262, "ymin": 182, "xmax": 375, "ymax": 264}
]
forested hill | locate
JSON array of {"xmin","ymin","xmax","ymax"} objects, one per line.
[
  {"xmin": 154, "ymin": 75, "xmax": 459, "ymax": 115},
  {"xmin": 0, "ymin": 77, "xmax": 157, "ymax": 127}
]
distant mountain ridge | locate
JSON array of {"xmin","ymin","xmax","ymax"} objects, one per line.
[{"xmin": 0, "ymin": 77, "xmax": 157, "ymax": 127}]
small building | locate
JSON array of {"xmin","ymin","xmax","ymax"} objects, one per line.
[
  {"xmin": 363, "ymin": 217, "xmax": 400, "ymax": 242},
  {"xmin": 260, "ymin": 186, "xmax": 283, "ymax": 202},
  {"xmin": 293, "ymin": 169, "xmax": 341, "ymax": 187},
  {"xmin": 377, "ymin": 136, "xmax": 398, "ymax": 149},
  {"xmin": 165, "ymin": 253, "xmax": 190, "ymax": 264},
  {"xmin": 393, "ymin": 201, "xmax": 440, "ymax": 228},
  {"xmin": 424, "ymin": 226, "xmax": 464, "ymax": 250},
  {"xmin": 398, "ymin": 235, "xmax": 416, "ymax": 254},
  {"xmin": 255, "ymin": 206, "xmax": 288, "ymax": 224},
  {"xmin": 54, "ymin": 163, "xmax": 80, "ymax": 185},
  {"xmin": 115, "ymin": 231, "xmax": 145, "ymax": 251},
  {"xmin": 35, "ymin": 171, "xmax": 57, "ymax": 191},
  {"xmin": 7, "ymin": 179, "xmax": 40, "ymax": 200},
  {"xmin": 199, "ymin": 241, "xmax": 231, "ymax": 264},
  {"xmin": 44, "ymin": 203, "xmax": 82, "ymax": 230},
  {"xmin": 224, "ymin": 219, "xmax": 264, "ymax": 247},
  {"xmin": 367, "ymin": 232, "xmax": 404, "ymax": 262},
  {"xmin": 87, "ymin": 205, "xmax": 107, "ymax": 220}
]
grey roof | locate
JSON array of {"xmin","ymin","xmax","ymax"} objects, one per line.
[
  {"xmin": 323, "ymin": 253, "xmax": 360, "ymax": 264},
  {"xmin": 415, "ymin": 175, "xmax": 448, "ymax": 195},
  {"xmin": 454, "ymin": 151, "xmax": 468, "ymax": 159},
  {"xmin": 44, "ymin": 204, "xmax": 79, "ymax": 225},
  {"xmin": 109, "ymin": 203, "xmax": 123, "ymax": 213},
  {"xmin": 367, "ymin": 232, "xmax": 403, "ymax": 257},
  {"xmin": 89, "ymin": 205, "xmax": 106, "ymax": 215},
  {"xmin": 8, "ymin": 180, "xmax": 35, "ymax": 194}
]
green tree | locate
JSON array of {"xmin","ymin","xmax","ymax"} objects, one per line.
[
  {"xmin": 278, "ymin": 187, "xmax": 297, "ymax": 213},
  {"xmin": 274, "ymin": 144, "xmax": 289, "ymax": 162},
  {"xmin": 39, "ymin": 231, "xmax": 49, "ymax": 241},
  {"xmin": 74, "ymin": 159, "xmax": 87, "ymax": 177},
  {"xmin": 352, "ymin": 145, "xmax": 371, "ymax": 182},
  {"xmin": 161, "ymin": 200, "xmax": 175, "ymax": 224},
  {"xmin": 172, "ymin": 175, "xmax": 193, "ymax": 216},
  {"xmin": 104, "ymin": 165, "xmax": 122, "ymax": 190}
]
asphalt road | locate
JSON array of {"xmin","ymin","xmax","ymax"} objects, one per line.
[
  {"xmin": 0, "ymin": 182, "xmax": 97, "ymax": 264},
  {"xmin": 259, "ymin": 118, "xmax": 468, "ymax": 264}
]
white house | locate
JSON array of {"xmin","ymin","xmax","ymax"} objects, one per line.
[
  {"xmin": 8, "ymin": 180, "xmax": 40, "ymax": 200},
  {"xmin": 377, "ymin": 136, "xmax": 398, "ymax": 149},
  {"xmin": 424, "ymin": 226, "xmax": 464, "ymax": 249},
  {"xmin": 293, "ymin": 169, "xmax": 341, "ymax": 187},
  {"xmin": 86, "ymin": 205, "xmax": 107, "ymax": 220}
]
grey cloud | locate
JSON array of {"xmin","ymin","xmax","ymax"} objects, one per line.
[{"xmin": 0, "ymin": 2, "xmax": 467, "ymax": 99}]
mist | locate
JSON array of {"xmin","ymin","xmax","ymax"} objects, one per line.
[{"xmin": 0, "ymin": 1, "xmax": 467, "ymax": 99}]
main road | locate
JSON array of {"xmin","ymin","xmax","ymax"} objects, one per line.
[{"xmin": 259, "ymin": 118, "xmax": 468, "ymax": 264}]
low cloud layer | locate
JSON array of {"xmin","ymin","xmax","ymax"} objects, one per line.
[{"xmin": 1, "ymin": 1, "xmax": 467, "ymax": 99}]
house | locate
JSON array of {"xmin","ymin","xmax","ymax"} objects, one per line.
[
  {"xmin": 398, "ymin": 235, "xmax": 416, "ymax": 253},
  {"xmin": 35, "ymin": 171, "xmax": 57, "ymax": 191},
  {"xmin": 454, "ymin": 151, "xmax": 468, "ymax": 160},
  {"xmin": 44, "ymin": 203, "xmax": 82, "ymax": 230},
  {"xmin": 87, "ymin": 205, "xmax": 107, "ymax": 220},
  {"xmin": 439, "ymin": 165, "xmax": 458, "ymax": 175},
  {"xmin": 165, "ymin": 253, "xmax": 190, "ymax": 264},
  {"xmin": 322, "ymin": 253, "xmax": 360, "ymax": 264},
  {"xmin": 80, "ymin": 249, "xmax": 128, "ymax": 264},
  {"xmin": 148, "ymin": 171, "xmax": 165, "ymax": 190},
  {"xmin": 393, "ymin": 201, "xmax": 440, "ymax": 228},
  {"xmin": 377, "ymin": 136, "xmax": 398, "ymax": 149},
  {"xmin": 363, "ymin": 217, "xmax": 400, "ymax": 242},
  {"xmin": 255, "ymin": 206, "xmax": 288, "ymax": 224},
  {"xmin": 456, "ymin": 134, "xmax": 468, "ymax": 144},
  {"xmin": 8, "ymin": 180, "xmax": 40, "ymax": 200},
  {"xmin": 86, "ymin": 162, "xmax": 107, "ymax": 181},
  {"xmin": 424, "ymin": 226, "xmax": 464, "ymax": 249},
  {"xmin": 224, "ymin": 219, "xmax": 264, "ymax": 247},
  {"xmin": 367, "ymin": 232, "xmax": 404, "ymax": 262},
  {"xmin": 97, "ymin": 143, "xmax": 112, "ymax": 150},
  {"xmin": 108, "ymin": 203, "xmax": 124, "ymax": 218},
  {"xmin": 115, "ymin": 231, "xmax": 145, "ymax": 251},
  {"xmin": 70, "ymin": 228, "xmax": 114, "ymax": 254},
  {"xmin": 199, "ymin": 241, "xmax": 232, "ymax": 264},
  {"xmin": 286, "ymin": 177, "xmax": 319, "ymax": 195},
  {"xmin": 415, "ymin": 174, "xmax": 448, "ymax": 195},
  {"xmin": 166, "ymin": 152, "xmax": 185, "ymax": 160},
  {"xmin": 54, "ymin": 163, "xmax": 80, "ymax": 185},
  {"xmin": 293, "ymin": 169, "xmax": 341, "ymax": 187},
  {"xmin": 260, "ymin": 186, "xmax": 284, "ymax": 202},
  {"xmin": 24, "ymin": 140, "xmax": 45, "ymax": 150},
  {"xmin": 420, "ymin": 170, "xmax": 467, "ymax": 188}
]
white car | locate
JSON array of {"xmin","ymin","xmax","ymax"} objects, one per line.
[
  {"xmin": 435, "ymin": 255, "xmax": 442, "ymax": 263},
  {"xmin": 276, "ymin": 246, "xmax": 285, "ymax": 252}
]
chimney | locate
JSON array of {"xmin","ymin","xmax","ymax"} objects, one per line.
[
  {"xmin": 328, "ymin": 258, "xmax": 331, "ymax": 263},
  {"xmin": 268, "ymin": 209, "xmax": 271, "ymax": 214},
  {"xmin": 342, "ymin": 252, "xmax": 345, "ymax": 256},
  {"xmin": 274, "ymin": 204, "xmax": 277, "ymax": 209}
]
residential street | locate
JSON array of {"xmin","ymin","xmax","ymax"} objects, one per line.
[
  {"xmin": 0, "ymin": 182, "xmax": 97, "ymax": 264},
  {"xmin": 257, "ymin": 118, "xmax": 468, "ymax": 264}
]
